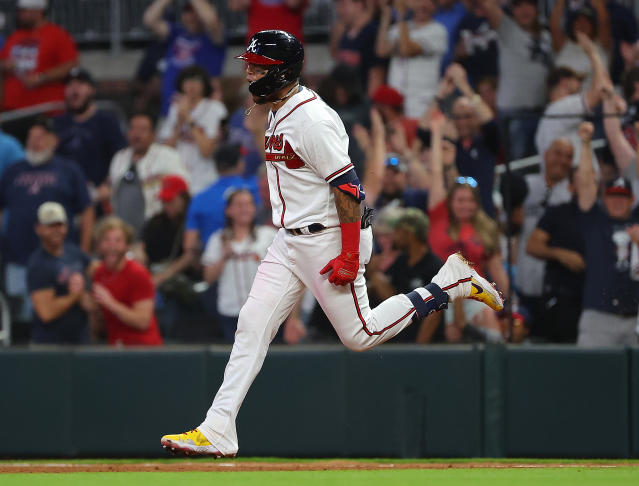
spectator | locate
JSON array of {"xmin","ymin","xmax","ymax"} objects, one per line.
[
  {"xmin": 374, "ymin": 154, "xmax": 428, "ymax": 211},
  {"xmin": 608, "ymin": 0, "xmax": 638, "ymax": 84},
  {"xmin": 0, "ymin": 0, "xmax": 77, "ymax": 140},
  {"xmin": 427, "ymin": 110, "xmax": 508, "ymax": 291},
  {"xmin": 110, "ymin": 112, "xmax": 188, "ymax": 237},
  {"xmin": 426, "ymin": 111, "xmax": 508, "ymax": 340},
  {"xmin": 368, "ymin": 207, "xmax": 444, "ymax": 343},
  {"xmin": 550, "ymin": 0, "xmax": 611, "ymax": 86},
  {"xmin": 0, "ymin": 118, "xmax": 93, "ymax": 326},
  {"xmin": 434, "ymin": 0, "xmax": 467, "ymax": 74},
  {"xmin": 482, "ymin": 0, "xmax": 553, "ymax": 160},
  {"xmin": 376, "ymin": 0, "xmax": 448, "ymax": 118},
  {"xmin": 202, "ymin": 189, "xmax": 277, "ymax": 342},
  {"xmin": 452, "ymin": 0, "xmax": 498, "ymax": 87},
  {"xmin": 92, "ymin": 216, "xmax": 164, "ymax": 346},
  {"xmin": 226, "ymin": 91, "xmax": 268, "ymax": 177},
  {"xmin": 159, "ymin": 65, "xmax": 227, "ymax": 195},
  {"xmin": 138, "ymin": 175, "xmax": 196, "ymax": 338},
  {"xmin": 184, "ymin": 143, "xmax": 260, "ymax": 258},
  {"xmin": 535, "ymin": 31, "xmax": 611, "ymax": 166},
  {"xmin": 574, "ymin": 122, "xmax": 639, "ymax": 346},
  {"xmin": 143, "ymin": 0, "xmax": 226, "ymax": 115},
  {"xmin": 229, "ymin": 0, "xmax": 308, "ymax": 45},
  {"xmin": 525, "ymin": 169, "xmax": 585, "ymax": 343},
  {"xmin": 0, "ymin": 125, "xmax": 24, "ymax": 178},
  {"xmin": 515, "ymin": 137, "xmax": 574, "ymax": 337},
  {"xmin": 370, "ymin": 84, "xmax": 419, "ymax": 150},
  {"xmin": 54, "ymin": 67, "xmax": 127, "ymax": 205},
  {"xmin": 445, "ymin": 63, "xmax": 497, "ymax": 216},
  {"xmin": 330, "ymin": 0, "xmax": 386, "ymax": 95},
  {"xmin": 27, "ymin": 202, "xmax": 92, "ymax": 344}
]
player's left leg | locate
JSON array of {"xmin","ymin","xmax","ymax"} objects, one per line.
[{"xmin": 294, "ymin": 228, "xmax": 502, "ymax": 350}]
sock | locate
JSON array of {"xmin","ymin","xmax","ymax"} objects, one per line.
[{"xmin": 406, "ymin": 283, "xmax": 449, "ymax": 321}]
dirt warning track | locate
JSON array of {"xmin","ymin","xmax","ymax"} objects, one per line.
[{"xmin": 1, "ymin": 460, "xmax": 637, "ymax": 473}]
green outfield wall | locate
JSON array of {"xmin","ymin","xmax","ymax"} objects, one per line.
[{"xmin": 0, "ymin": 345, "xmax": 637, "ymax": 458}]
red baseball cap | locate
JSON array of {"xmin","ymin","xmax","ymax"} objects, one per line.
[
  {"xmin": 371, "ymin": 85, "xmax": 404, "ymax": 108},
  {"xmin": 158, "ymin": 175, "xmax": 189, "ymax": 202}
]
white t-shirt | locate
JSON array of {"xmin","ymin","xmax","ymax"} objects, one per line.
[
  {"xmin": 159, "ymin": 98, "xmax": 228, "ymax": 195},
  {"xmin": 109, "ymin": 143, "xmax": 189, "ymax": 219},
  {"xmin": 263, "ymin": 86, "xmax": 356, "ymax": 229},
  {"xmin": 202, "ymin": 225, "xmax": 277, "ymax": 316},
  {"xmin": 387, "ymin": 20, "xmax": 448, "ymax": 118},
  {"xmin": 554, "ymin": 40, "xmax": 609, "ymax": 88}
]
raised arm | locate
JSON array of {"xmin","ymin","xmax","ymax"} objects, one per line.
[
  {"xmin": 191, "ymin": 0, "xmax": 224, "ymax": 44},
  {"xmin": 427, "ymin": 110, "xmax": 449, "ymax": 210},
  {"xmin": 574, "ymin": 122, "xmax": 598, "ymax": 212},
  {"xmin": 228, "ymin": 0, "xmax": 250, "ymax": 12},
  {"xmin": 447, "ymin": 63, "xmax": 494, "ymax": 122},
  {"xmin": 549, "ymin": 0, "xmax": 566, "ymax": 52},
  {"xmin": 143, "ymin": 0, "xmax": 172, "ymax": 40},
  {"xmin": 358, "ymin": 108, "xmax": 386, "ymax": 204},
  {"xmin": 591, "ymin": 0, "xmax": 612, "ymax": 52},
  {"xmin": 481, "ymin": 0, "xmax": 503, "ymax": 29},
  {"xmin": 375, "ymin": 4, "xmax": 394, "ymax": 58},
  {"xmin": 602, "ymin": 90, "xmax": 636, "ymax": 173},
  {"xmin": 579, "ymin": 32, "xmax": 612, "ymax": 111},
  {"xmin": 395, "ymin": 0, "xmax": 426, "ymax": 58}
]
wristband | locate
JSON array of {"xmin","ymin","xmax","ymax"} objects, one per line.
[{"xmin": 340, "ymin": 221, "xmax": 360, "ymax": 256}]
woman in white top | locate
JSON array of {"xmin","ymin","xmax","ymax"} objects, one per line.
[
  {"xmin": 159, "ymin": 65, "xmax": 228, "ymax": 195},
  {"xmin": 550, "ymin": 0, "xmax": 611, "ymax": 86},
  {"xmin": 202, "ymin": 189, "xmax": 277, "ymax": 342}
]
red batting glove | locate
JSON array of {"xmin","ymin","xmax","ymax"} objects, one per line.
[
  {"xmin": 320, "ymin": 251, "xmax": 359, "ymax": 286},
  {"xmin": 320, "ymin": 221, "xmax": 360, "ymax": 286}
]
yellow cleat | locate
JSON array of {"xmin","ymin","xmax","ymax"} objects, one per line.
[
  {"xmin": 433, "ymin": 253, "xmax": 504, "ymax": 311},
  {"xmin": 161, "ymin": 428, "xmax": 231, "ymax": 457}
]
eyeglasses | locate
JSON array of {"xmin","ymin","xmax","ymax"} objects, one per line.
[{"xmin": 456, "ymin": 176, "xmax": 478, "ymax": 188}]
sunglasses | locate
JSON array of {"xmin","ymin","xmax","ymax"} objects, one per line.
[
  {"xmin": 456, "ymin": 176, "xmax": 478, "ymax": 188},
  {"xmin": 386, "ymin": 156, "xmax": 401, "ymax": 168}
]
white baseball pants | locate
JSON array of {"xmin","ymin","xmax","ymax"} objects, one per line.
[{"xmin": 199, "ymin": 227, "xmax": 435, "ymax": 456}]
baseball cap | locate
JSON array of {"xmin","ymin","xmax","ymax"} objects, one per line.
[
  {"xmin": 37, "ymin": 202, "xmax": 67, "ymax": 225},
  {"xmin": 371, "ymin": 85, "xmax": 404, "ymax": 108},
  {"xmin": 66, "ymin": 66, "xmax": 95, "ymax": 86},
  {"xmin": 17, "ymin": 0, "xmax": 47, "ymax": 9},
  {"xmin": 605, "ymin": 177, "xmax": 633, "ymax": 197},
  {"xmin": 158, "ymin": 175, "xmax": 189, "ymax": 202},
  {"xmin": 385, "ymin": 154, "xmax": 408, "ymax": 172}
]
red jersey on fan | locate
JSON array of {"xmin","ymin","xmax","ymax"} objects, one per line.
[
  {"xmin": 93, "ymin": 259, "xmax": 164, "ymax": 346},
  {"xmin": 0, "ymin": 22, "xmax": 77, "ymax": 111},
  {"xmin": 246, "ymin": 0, "xmax": 308, "ymax": 44}
]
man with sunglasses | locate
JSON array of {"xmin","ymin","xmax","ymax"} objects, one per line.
[{"xmin": 161, "ymin": 29, "xmax": 504, "ymax": 458}]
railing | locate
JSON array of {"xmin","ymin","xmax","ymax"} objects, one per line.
[{"xmin": 0, "ymin": 0, "xmax": 335, "ymax": 53}]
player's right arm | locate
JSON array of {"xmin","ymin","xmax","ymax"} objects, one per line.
[
  {"xmin": 143, "ymin": 0, "xmax": 172, "ymax": 40},
  {"xmin": 575, "ymin": 122, "xmax": 598, "ymax": 212}
]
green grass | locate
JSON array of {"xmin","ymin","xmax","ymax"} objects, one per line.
[{"xmin": 2, "ymin": 469, "xmax": 639, "ymax": 486}]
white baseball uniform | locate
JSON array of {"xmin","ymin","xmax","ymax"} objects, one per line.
[{"xmin": 198, "ymin": 87, "xmax": 440, "ymax": 456}]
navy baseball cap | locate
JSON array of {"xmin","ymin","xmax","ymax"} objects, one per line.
[
  {"xmin": 605, "ymin": 177, "xmax": 633, "ymax": 197},
  {"xmin": 66, "ymin": 66, "xmax": 95, "ymax": 86}
]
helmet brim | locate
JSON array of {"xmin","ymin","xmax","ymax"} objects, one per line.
[{"xmin": 235, "ymin": 52, "xmax": 284, "ymax": 66}]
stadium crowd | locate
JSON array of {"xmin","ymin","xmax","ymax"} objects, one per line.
[{"xmin": 1, "ymin": 0, "xmax": 639, "ymax": 347}]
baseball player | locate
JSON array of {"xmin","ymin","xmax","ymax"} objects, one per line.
[{"xmin": 161, "ymin": 30, "xmax": 503, "ymax": 457}]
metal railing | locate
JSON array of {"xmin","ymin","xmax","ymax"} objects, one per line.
[{"xmin": 0, "ymin": 0, "xmax": 335, "ymax": 53}]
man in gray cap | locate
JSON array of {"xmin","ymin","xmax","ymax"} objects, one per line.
[{"xmin": 26, "ymin": 202, "xmax": 92, "ymax": 344}]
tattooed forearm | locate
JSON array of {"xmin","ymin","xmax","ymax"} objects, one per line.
[{"xmin": 333, "ymin": 187, "xmax": 362, "ymax": 224}]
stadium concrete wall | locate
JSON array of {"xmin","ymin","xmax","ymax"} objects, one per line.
[{"xmin": 0, "ymin": 345, "xmax": 636, "ymax": 458}]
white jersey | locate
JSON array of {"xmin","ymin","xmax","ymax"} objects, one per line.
[{"xmin": 263, "ymin": 86, "xmax": 354, "ymax": 229}]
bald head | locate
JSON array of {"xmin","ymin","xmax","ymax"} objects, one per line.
[
  {"xmin": 544, "ymin": 138, "xmax": 573, "ymax": 184},
  {"xmin": 451, "ymin": 96, "xmax": 480, "ymax": 139}
]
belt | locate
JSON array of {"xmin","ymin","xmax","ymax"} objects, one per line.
[{"xmin": 286, "ymin": 223, "xmax": 326, "ymax": 236}]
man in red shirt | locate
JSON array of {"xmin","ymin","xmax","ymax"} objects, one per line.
[
  {"xmin": 0, "ymin": 0, "xmax": 78, "ymax": 113},
  {"xmin": 229, "ymin": 0, "xmax": 308, "ymax": 44},
  {"xmin": 92, "ymin": 216, "xmax": 163, "ymax": 346}
]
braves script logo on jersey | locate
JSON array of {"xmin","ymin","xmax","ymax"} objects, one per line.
[{"xmin": 265, "ymin": 134, "xmax": 305, "ymax": 169}]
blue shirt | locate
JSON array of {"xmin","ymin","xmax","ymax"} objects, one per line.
[
  {"xmin": 161, "ymin": 23, "xmax": 226, "ymax": 115},
  {"xmin": 0, "ymin": 156, "xmax": 91, "ymax": 264},
  {"xmin": 27, "ymin": 243, "xmax": 90, "ymax": 344},
  {"xmin": 54, "ymin": 110, "xmax": 126, "ymax": 186},
  {"xmin": 0, "ymin": 130, "xmax": 24, "ymax": 178},
  {"xmin": 580, "ymin": 203, "xmax": 639, "ymax": 315},
  {"xmin": 186, "ymin": 175, "xmax": 260, "ymax": 245},
  {"xmin": 434, "ymin": 1, "xmax": 468, "ymax": 74}
]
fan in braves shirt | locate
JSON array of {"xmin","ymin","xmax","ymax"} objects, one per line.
[{"xmin": 160, "ymin": 30, "xmax": 504, "ymax": 458}]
